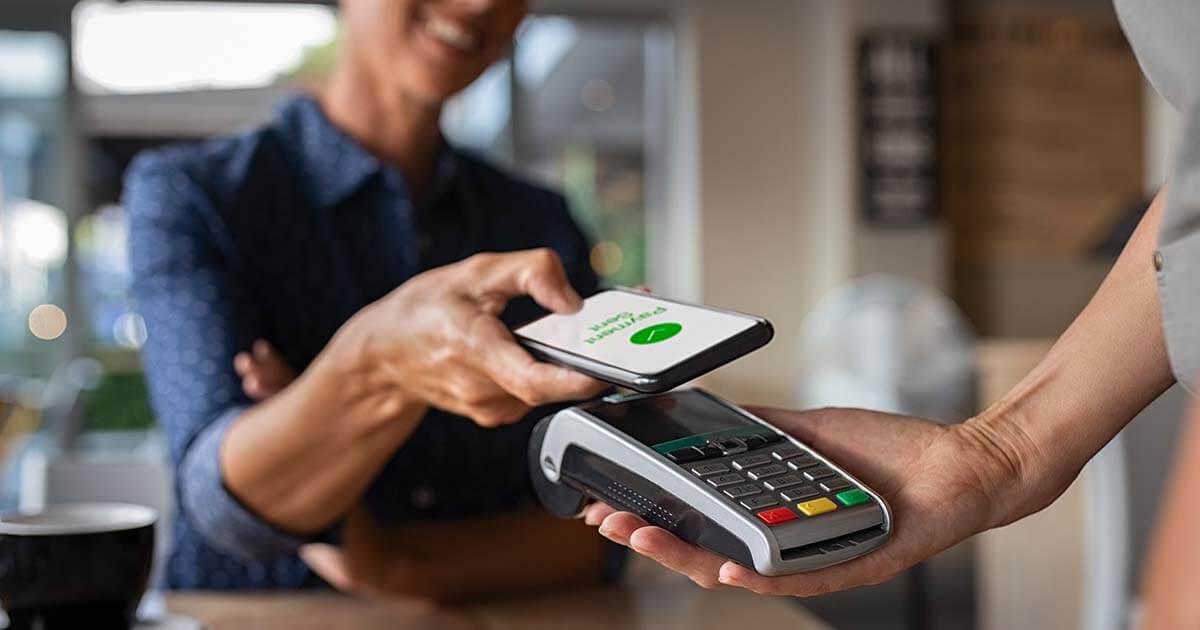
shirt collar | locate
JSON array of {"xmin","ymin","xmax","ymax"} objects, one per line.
[{"xmin": 274, "ymin": 93, "xmax": 460, "ymax": 210}]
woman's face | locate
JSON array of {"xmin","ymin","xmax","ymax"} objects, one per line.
[{"xmin": 340, "ymin": 0, "xmax": 528, "ymax": 105}]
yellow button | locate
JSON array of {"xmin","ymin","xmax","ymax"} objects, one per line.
[{"xmin": 796, "ymin": 498, "xmax": 837, "ymax": 516}]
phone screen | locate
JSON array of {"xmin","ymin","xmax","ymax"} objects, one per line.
[{"xmin": 515, "ymin": 290, "xmax": 758, "ymax": 376}]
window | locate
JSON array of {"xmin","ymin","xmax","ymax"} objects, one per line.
[
  {"xmin": 446, "ymin": 16, "xmax": 673, "ymax": 288},
  {"xmin": 74, "ymin": 1, "xmax": 338, "ymax": 95},
  {"xmin": 0, "ymin": 30, "xmax": 69, "ymax": 378}
]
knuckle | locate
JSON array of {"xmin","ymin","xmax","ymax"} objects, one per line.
[
  {"xmin": 471, "ymin": 408, "xmax": 502, "ymax": 427},
  {"xmin": 462, "ymin": 252, "xmax": 495, "ymax": 273},
  {"xmin": 691, "ymin": 575, "xmax": 720, "ymax": 590},
  {"xmin": 461, "ymin": 388, "xmax": 491, "ymax": 408},
  {"xmin": 449, "ymin": 379, "xmax": 487, "ymax": 407},
  {"xmin": 473, "ymin": 405, "xmax": 519, "ymax": 428},
  {"xmin": 515, "ymin": 385, "xmax": 547, "ymax": 407},
  {"xmin": 531, "ymin": 247, "xmax": 561, "ymax": 271}
]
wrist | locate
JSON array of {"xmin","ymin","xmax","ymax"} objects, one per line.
[
  {"xmin": 310, "ymin": 317, "xmax": 422, "ymax": 431},
  {"xmin": 955, "ymin": 399, "xmax": 1065, "ymax": 530}
]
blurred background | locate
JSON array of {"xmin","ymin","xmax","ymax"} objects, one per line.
[{"xmin": 0, "ymin": 0, "xmax": 1187, "ymax": 629}]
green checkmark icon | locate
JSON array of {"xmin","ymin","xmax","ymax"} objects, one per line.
[{"xmin": 630, "ymin": 322, "xmax": 683, "ymax": 345}]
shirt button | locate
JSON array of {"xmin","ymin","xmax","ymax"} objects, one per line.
[
  {"xmin": 1154, "ymin": 250, "xmax": 1164, "ymax": 272},
  {"xmin": 411, "ymin": 485, "xmax": 436, "ymax": 509}
]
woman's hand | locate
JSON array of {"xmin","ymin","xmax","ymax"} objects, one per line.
[
  {"xmin": 585, "ymin": 406, "xmax": 1035, "ymax": 595},
  {"xmin": 234, "ymin": 340, "xmax": 296, "ymax": 401},
  {"xmin": 325, "ymin": 248, "xmax": 607, "ymax": 428},
  {"xmin": 222, "ymin": 249, "xmax": 607, "ymax": 534}
]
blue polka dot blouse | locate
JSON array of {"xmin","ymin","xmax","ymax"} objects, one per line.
[{"xmin": 123, "ymin": 94, "xmax": 599, "ymax": 590}]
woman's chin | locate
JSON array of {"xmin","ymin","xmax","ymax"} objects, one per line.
[{"xmin": 398, "ymin": 72, "xmax": 476, "ymax": 107}]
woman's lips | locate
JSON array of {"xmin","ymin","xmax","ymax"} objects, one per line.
[{"xmin": 423, "ymin": 14, "xmax": 483, "ymax": 53}]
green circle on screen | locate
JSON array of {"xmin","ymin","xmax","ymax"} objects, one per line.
[{"xmin": 630, "ymin": 322, "xmax": 683, "ymax": 345}]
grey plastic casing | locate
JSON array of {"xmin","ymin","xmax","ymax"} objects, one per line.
[{"xmin": 534, "ymin": 389, "xmax": 892, "ymax": 576}]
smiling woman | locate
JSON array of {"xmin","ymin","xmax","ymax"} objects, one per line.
[
  {"xmin": 112, "ymin": 0, "xmax": 625, "ymax": 597},
  {"xmin": 332, "ymin": 0, "xmax": 527, "ymax": 124}
]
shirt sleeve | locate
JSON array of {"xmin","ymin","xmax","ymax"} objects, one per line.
[
  {"xmin": 125, "ymin": 153, "xmax": 312, "ymax": 560},
  {"xmin": 1117, "ymin": 0, "xmax": 1200, "ymax": 392},
  {"xmin": 1158, "ymin": 103, "xmax": 1200, "ymax": 395}
]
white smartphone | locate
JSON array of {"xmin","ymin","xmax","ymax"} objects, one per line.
[{"xmin": 514, "ymin": 288, "xmax": 773, "ymax": 393}]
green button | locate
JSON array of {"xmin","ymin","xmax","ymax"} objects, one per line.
[
  {"xmin": 630, "ymin": 322, "xmax": 683, "ymax": 345},
  {"xmin": 835, "ymin": 489, "xmax": 870, "ymax": 507}
]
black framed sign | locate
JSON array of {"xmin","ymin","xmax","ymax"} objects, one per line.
[{"xmin": 858, "ymin": 33, "xmax": 938, "ymax": 226}]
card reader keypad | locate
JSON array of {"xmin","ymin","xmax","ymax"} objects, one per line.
[
  {"xmin": 706, "ymin": 473, "xmax": 746, "ymax": 488},
  {"xmin": 746, "ymin": 464, "xmax": 788, "ymax": 480},
  {"xmin": 730, "ymin": 455, "xmax": 773, "ymax": 470},
  {"xmin": 690, "ymin": 463, "xmax": 730, "ymax": 477},
  {"xmin": 762, "ymin": 474, "xmax": 805, "ymax": 491},
  {"xmin": 740, "ymin": 495, "xmax": 779, "ymax": 510},
  {"xmin": 723, "ymin": 484, "xmax": 762, "ymax": 499},
  {"xmin": 670, "ymin": 431, "xmax": 875, "ymax": 526}
]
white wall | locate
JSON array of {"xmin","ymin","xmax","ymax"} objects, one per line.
[
  {"xmin": 670, "ymin": 0, "xmax": 856, "ymax": 405},
  {"xmin": 646, "ymin": 0, "xmax": 942, "ymax": 406}
]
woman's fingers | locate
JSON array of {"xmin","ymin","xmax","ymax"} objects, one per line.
[
  {"xmin": 467, "ymin": 249, "xmax": 583, "ymax": 315},
  {"xmin": 467, "ymin": 313, "xmax": 606, "ymax": 406},
  {"xmin": 627, "ymin": 526, "xmax": 728, "ymax": 589},
  {"xmin": 595, "ymin": 511, "xmax": 727, "ymax": 589},
  {"xmin": 252, "ymin": 341, "xmax": 296, "ymax": 387},
  {"xmin": 597, "ymin": 511, "xmax": 649, "ymax": 546},
  {"xmin": 299, "ymin": 544, "xmax": 360, "ymax": 594},
  {"xmin": 583, "ymin": 502, "xmax": 617, "ymax": 526},
  {"xmin": 716, "ymin": 547, "xmax": 894, "ymax": 597},
  {"xmin": 235, "ymin": 340, "xmax": 297, "ymax": 401}
]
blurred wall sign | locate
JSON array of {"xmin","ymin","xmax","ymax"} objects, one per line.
[{"xmin": 858, "ymin": 33, "xmax": 938, "ymax": 226}]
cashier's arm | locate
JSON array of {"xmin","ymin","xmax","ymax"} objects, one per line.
[{"xmin": 588, "ymin": 188, "xmax": 1175, "ymax": 595}]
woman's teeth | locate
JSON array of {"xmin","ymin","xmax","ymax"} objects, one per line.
[{"xmin": 426, "ymin": 16, "xmax": 480, "ymax": 52}]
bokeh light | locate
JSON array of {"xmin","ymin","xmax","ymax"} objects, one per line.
[
  {"xmin": 590, "ymin": 241, "xmax": 624, "ymax": 276},
  {"xmin": 28, "ymin": 303, "xmax": 68, "ymax": 340},
  {"xmin": 10, "ymin": 199, "xmax": 68, "ymax": 267},
  {"xmin": 112, "ymin": 311, "xmax": 148, "ymax": 349},
  {"xmin": 581, "ymin": 78, "xmax": 615, "ymax": 112}
]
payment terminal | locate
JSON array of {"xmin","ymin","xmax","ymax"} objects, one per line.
[{"xmin": 529, "ymin": 389, "xmax": 892, "ymax": 576}]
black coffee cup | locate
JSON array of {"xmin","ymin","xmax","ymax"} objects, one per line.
[{"xmin": 0, "ymin": 503, "xmax": 156, "ymax": 630}]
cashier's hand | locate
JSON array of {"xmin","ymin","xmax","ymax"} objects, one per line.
[
  {"xmin": 329, "ymin": 249, "xmax": 607, "ymax": 427},
  {"xmin": 584, "ymin": 407, "xmax": 1015, "ymax": 596}
]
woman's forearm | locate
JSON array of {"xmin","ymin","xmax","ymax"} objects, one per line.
[
  {"xmin": 966, "ymin": 188, "xmax": 1175, "ymax": 527},
  {"xmin": 222, "ymin": 336, "xmax": 426, "ymax": 534},
  {"xmin": 337, "ymin": 506, "xmax": 610, "ymax": 601}
]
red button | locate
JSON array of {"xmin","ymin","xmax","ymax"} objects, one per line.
[{"xmin": 755, "ymin": 507, "xmax": 797, "ymax": 525}]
